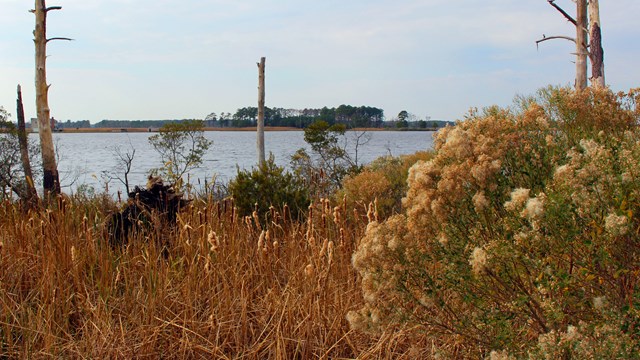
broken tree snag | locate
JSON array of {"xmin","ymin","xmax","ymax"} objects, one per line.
[
  {"xmin": 34, "ymin": 0, "xmax": 70, "ymax": 197},
  {"xmin": 589, "ymin": 0, "xmax": 605, "ymax": 88},
  {"xmin": 257, "ymin": 57, "xmax": 266, "ymax": 167},
  {"xmin": 16, "ymin": 85, "xmax": 39, "ymax": 208},
  {"xmin": 575, "ymin": 0, "xmax": 588, "ymax": 91}
]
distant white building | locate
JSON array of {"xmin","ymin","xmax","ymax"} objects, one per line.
[{"xmin": 30, "ymin": 117, "xmax": 58, "ymax": 132}]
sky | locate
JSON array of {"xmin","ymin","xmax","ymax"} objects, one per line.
[{"xmin": 0, "ymin": 0, "xmax": 639, "ymax": 123}]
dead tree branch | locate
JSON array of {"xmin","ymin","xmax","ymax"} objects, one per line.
[
  {"xmin": 546, "ymin": 0, "xmax": 576, "ymax": 26},
  {"xmin": 46, "ymin": 37, "xmax": 73, "ymax": 42},
  {"xmin": 536, "ymin": 35, "xmax": 576, "ymax": 49}
]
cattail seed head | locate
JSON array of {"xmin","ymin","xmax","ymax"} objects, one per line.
[
  {"xmin": 305, "ymin": 264, "xmax": 314, "ymax": 278},
  {"xmin": 333, "ymin": 206, "xmax": 341, "ymax": 224},
  {"xmin": 366, "ymin": 203, "xmax": 374, "ymax": 223},
  {"xmin": 207, "ymin": 230, "xmax": 219, "ymax": 252},
  {"xmin": 327, "ymin": 241, "xmax": 335, "ymax": 263},
  {"xmin": 320, "ymin": 239, "xmax": 328, "ymax": 258}
]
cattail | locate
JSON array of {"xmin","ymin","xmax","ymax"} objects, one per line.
[
  {"xmin": 57, "ymin": 194, "xmax": 64, "ymax": 211},
  {"xmin": 252, "ymin": 211, "xmax": 262, "ymax": 230},
  {"xmin": 207, "ymin": 230, "xmax": 219, "ymax": 252},
  {"xmin": 333, "ymin": 206, "xmax": 341, "ymax": 224},
  {"xmin": 258, "ymin": 230, "xmax": 265, "ymax": 251},
  {"xmin": 283, "ymin": 204, "xmax": 290, "ymax": 222},
  {"xmin": 373, "ymin": 198, "xmax": 379, "ymax": 222},
  {"xmin": 305, "ymin": 264, "xmax": 314, "ymax": 278},
  {"xmin": 339, "ymin": 228, "xmax": 345, "ymax": 245},
  {"xmin": 269, "ymin": 206, "xmax": 276, "ymax": 222},
  {"xmin": 71, "ymin": 245, "xmax": 77, "ymax": 264},
  {"xmin": 327, "ymin": 241, "xmax": 335, "ymax": 264},
  {"xmin": 320, "ymin": 239, "xmax": 328, "ymax": 258},
  {"xmin": 366, "ymin": 203, "xmax": 374, "ymax": 223}
]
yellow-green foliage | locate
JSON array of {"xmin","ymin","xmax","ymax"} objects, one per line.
[
  {"xmin": 349, "ymin": 87, "xmax": 640, "ymax": 358},
  {"xmin": 338, "ymin": 151, "xmax": 433, "ymax": 219}
]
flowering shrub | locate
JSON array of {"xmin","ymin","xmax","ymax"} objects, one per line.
[
  {"xmin": 349, "ymin": 87, "xmax": 640, "ymax": 357},
  {"xmin": 337, "ymin": 151, "xmax": 433, "ymax": 219}
]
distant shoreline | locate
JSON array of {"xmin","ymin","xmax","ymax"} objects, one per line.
[{"xmin": 46, "ymin": 126, "xmax": 438, "ymax": 133}]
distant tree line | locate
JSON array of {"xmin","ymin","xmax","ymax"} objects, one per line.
[
  {"xmin": 57, "ymin": 119, "xmax": 91, "ymax": 129},
  {"xmin": 93, "ymin": 119, "xmax": 189, "ymax": 129},
  {"xmin": 204, "ymin": 105, "xmax": 384, "ymax": 129},
  {"xmin": 80, "ymin": 105, "xmax": 450, "ymax": 130}
]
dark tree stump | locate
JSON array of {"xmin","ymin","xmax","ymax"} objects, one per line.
[{"xmin": 106, "ymin": 177, "xmax": 191, "ymax": 249}]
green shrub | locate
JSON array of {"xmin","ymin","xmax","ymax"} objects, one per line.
[
  {"xmin": 228, "ymin": 155, "xmax": 309, "ymax": 221},
  {"xmin": 349, "ymin": 87, "xmax": 640, "ymax": 357}
]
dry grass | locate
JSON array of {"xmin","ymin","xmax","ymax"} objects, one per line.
[{"xmin": 0, "ymin": 196, "xmax": 431, "ymax": 359}]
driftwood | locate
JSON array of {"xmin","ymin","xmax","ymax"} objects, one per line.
[{"xmin": 106, "ymin": 176, "xmax": 190, "ymax": 248}]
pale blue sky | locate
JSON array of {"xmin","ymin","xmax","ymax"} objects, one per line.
[{"xmin": 0, "ymin": 0, "xmax": 638, "ymax": 123}]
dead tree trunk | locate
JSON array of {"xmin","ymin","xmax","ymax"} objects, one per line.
[
  {"xmin": 257, "ymin": 57, "xmax": 266, "ymax": 167},
  {"xmin": 588, "ymin": 0, "xmax": 605, "ymax": 88},
  {"xmin": 16, "ymin": 85, "xmax": 39, "ymax": 207},
  {"xmin": 34, "ymin": 0, "xmax": 70, "ymax": 196},
  {"xmin": 575, "ymin": 0, "xmax": 588, "ymax": 90},
  {"xmin": 538, "ymin": 0, "xmax": 589, "ymax": 91}
]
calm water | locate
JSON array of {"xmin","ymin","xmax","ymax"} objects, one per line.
[{"xmin": 49, "ymin": 131, "xmax": 435, "ymax": 194}]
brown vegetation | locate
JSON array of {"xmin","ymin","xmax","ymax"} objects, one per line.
[{"xmin": 0, "ymin": 192, "xmax": 430, "ymax": 358}]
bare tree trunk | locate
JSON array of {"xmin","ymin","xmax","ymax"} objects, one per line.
[
  {"xmin": 588, "ymin": 0, "xmax": 605, "ymax": 88},
  {"xmin": 575, "ymin": 0, "xmax": 588, "ymax": 90},
  {"xmin": 34, "ymin": 0, "xmax": 61, "ymax": 196},
  {"xmin": 257, "ymin": 57, "xmax": 266, "ymax": 167},
  {"xmin": 16, "ymin": 85, "xmax": 39, "ymax": 207}
]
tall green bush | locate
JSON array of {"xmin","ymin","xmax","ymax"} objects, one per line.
[
  {"xmin": 228, "ymin": 155, "xmax": 309, "ymax": 221},
  {"xmin": 349, "ymin": 87, "xmax": 640, "ymax": 358}
]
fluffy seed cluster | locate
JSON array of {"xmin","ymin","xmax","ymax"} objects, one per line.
[{"xmin": 349, "ymin": 87, "xmax": 640, "ymax": 358}]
